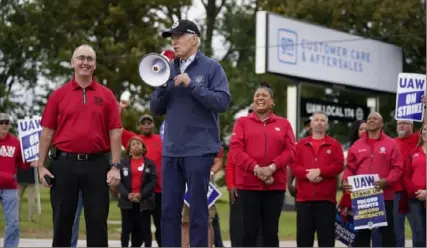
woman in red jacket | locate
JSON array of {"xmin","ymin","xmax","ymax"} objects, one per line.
[
  {"xmin": 403, "ymin": 123, "xmax": 426, "ymax": 247},
  {"xmin": 230, "ymin": 81, "xmax": 296, "ymax": 247}
]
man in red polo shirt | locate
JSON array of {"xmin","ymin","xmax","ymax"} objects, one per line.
[
  {"xmin": 37, "ymin": 44, "xmax": 122, "ymax": 247},
  {"xmin": 119, "ymin": 100, "xmax": 163, "ymax": 247}
]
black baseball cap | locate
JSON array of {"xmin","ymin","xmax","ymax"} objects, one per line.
[{"xmin": 162, "ymin": 20, "xmax": 201, "ymax": 38}]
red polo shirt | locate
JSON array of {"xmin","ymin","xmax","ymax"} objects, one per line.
[{"xmin": 41, "ymin": 77, "xmax": 122, "ymax": 153}]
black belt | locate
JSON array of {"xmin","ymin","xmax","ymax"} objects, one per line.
[{"xmin": 58, "ymin": 151, "xmax": 108, "ymax": 161}]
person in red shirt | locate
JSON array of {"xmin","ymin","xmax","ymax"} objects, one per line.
[
  {"xmin": 342, "ymin": 112, "xmax": 403, "ymax": 247},
  {"xmin": 289, "ymin": 111, "xmax": 344, "ymax": 247},
  {"xmin": 37, "ymin": 44, "xmax": 122, "ymax": 247},
  {"xmin": 390, "ymin": 120, "xmax": 419, "ymax": 247},
  {"xmin": 119, "ymin": 100, "xmax": 163, "ymax": 247},
  {"xmin": 403, "ymin": 124, "xmax": 426, "ymax": 247},
  {"xmin": 0, "ymin": 113, "xmax": 34, "ymax": 247},
  {"xmin": 116, "ymin": 136, "xmax": 157, "ymax": 247},
  {"xmin": 230, "ymin": 81, "xmax": 296, "ymax": 247}
]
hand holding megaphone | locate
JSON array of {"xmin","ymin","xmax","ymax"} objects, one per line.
[
  {"xmin": 138, "ymin": 49, "xmax": 176, "ymax": 87},
  {"xmin": 119, "ymin": 91, "xmax": 131, "ymax": 113}
]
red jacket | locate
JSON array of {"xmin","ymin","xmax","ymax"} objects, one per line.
[
  {"xmin": 0, "ymin": 133, "xmax": 28, "ymax": 189},
  {"xmin": 394, "ymin": 132, "xmax": 419, "ymax": 192},
  {"xmin": 403, "ymin": 146, "xmax": 426, "ymax": 199},
  {"xmin": 225, "ymin": 150, "xmax": 235, "ymax": 190},
  {"xmin": 230, "ymin": 113, "xmax": 296, "ymax": 191},
  {"xmin": 343, "ymin": 132, "xmax": 403, "ymax": 200},
  {"xmin": 289, "ymin": 135, "xmax": 344, "ymax": 204},
  {"xmin": 122, "ymin": 129, "xmax": 162, "ymax": 193}
]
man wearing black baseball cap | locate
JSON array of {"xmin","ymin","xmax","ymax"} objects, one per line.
[
  {"xmin": 151, "ymin": 19, "xmax": 231, "ymax": 247},
  {"xmin": 162, "ymin": 20, "xmax": 201, "ymax": 38}
]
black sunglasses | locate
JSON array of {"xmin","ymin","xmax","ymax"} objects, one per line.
[{"xmin": 0, "ymin": 120, "xmax": 10, "ymax": 125}]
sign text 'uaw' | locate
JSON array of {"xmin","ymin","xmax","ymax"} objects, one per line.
[
  {"xmin": 395, "ymin": 73, "xmax": 426, "ymax": 122},
  {"xmin": 301, "ymin": 97, "xmax": 370, "ymax": 122},
  {"xmin": 17, "ymin": 118, "xmax": 42, "ymax": 163},
  {"xmin": 348, "ymin": 174, "xmax": 388, "ymax": 230}
]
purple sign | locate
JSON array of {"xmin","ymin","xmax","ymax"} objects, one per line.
[{"xmin": 183, "ymin": 182, "xmax": 221, "ymax": 208}]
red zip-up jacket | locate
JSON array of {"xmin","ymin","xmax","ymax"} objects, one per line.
[
  {"xmin": 225, "ymin": 150, "xmax": 235, "ymax": 190},
  {"xmin": 122, "ymin": 129, "xmax": 162, "ymax": 193},
  {"xmin": 403, "ymin": 146, "xmax": 426, "ymax": 199},
  {"xmin": 289, "ymin": 135, "xmax": 344, "ymax": 204},
  {"xmin": 230, "ymin": 112, "xmax": 296, "ymax": 191},
  {"xmin": 343, "ymin": 132, "xmax": 403, "ymax": 200},
  {"xmin": 394, "ymin": 132, "xmax": 419, "ymax": 192},
  {"xmin": 0, "ymin": 133, "xmax": 28, "ymax": 189}
]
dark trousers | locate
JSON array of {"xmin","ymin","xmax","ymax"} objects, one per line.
[
  {"xmin": 147, "ymin": 192, "xmax": 162, "ymax": 247},
  {"xmin": 212, "ymin": 211, "xmax": 224, "ymax": 247},
  {"xmin": 238, "ymin": 190, "xmax": 284, "ymax": 247},
  {"xmin": 229, "ymin": 199, "xmax": 263, "ymax": 247},
  {"xmin": 50, "ymin": 156, "xmax": 110, "ymax": 247},
  {"xmin": 296, "ymin": 201, "xmax": 336, "ymax": 247},
  {"xmin": 121, "ymin": 203, "xmax": 151, "ymax": 247},
  {"xmin": 353, "ymin": 200, "xmax": 396, "ymax": 247},
  {"xmin": 161, "ymin": 155, "xmax": 214, "ymax": 247}
]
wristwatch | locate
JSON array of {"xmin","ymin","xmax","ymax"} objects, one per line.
[{"xmin": 111, "ymin": 163, "xmax": 121, "ymax": 169}]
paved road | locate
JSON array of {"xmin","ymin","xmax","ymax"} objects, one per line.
[{"xmin": 0, "ymin": 238, "xmax": 414, "ymax": 247}]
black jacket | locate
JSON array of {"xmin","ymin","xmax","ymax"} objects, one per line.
[{"xmin": 117, "ymin": 156, "xmax": 157, "ymax": 211}]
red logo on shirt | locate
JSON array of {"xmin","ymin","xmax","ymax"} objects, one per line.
[{"xmin": 94, "ymin": 96, "xmax": 103, "ymax": 105}]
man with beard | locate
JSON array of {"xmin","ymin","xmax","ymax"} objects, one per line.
[
  {"xmin": 343, "ymin": 112, "xmax": 403, "ymax": 247},
  {"xmin": 119, "ymin": 101, "xmax": 163, "ymax": 247}
]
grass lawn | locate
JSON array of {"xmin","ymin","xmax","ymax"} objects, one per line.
[{"xmin": 0, "ymin": 187, "xmax": 413, "ymax": 240}]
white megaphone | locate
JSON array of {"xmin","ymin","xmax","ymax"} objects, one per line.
[{"xmin": 138, "ymin": 49, "xmax": 176, "ymax": 87}]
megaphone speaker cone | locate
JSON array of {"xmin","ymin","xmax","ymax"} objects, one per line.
[{"xmin": 138, "ymin": 53, "xmax": 172, "ymax": 87}]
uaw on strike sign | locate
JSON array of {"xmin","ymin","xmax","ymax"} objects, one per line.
[
  {"xmin": 395, "ymin": 73, "xmax": 426, "ymax": 122},
  {"xmin": 17, "ymin": 117, "xmax": 42, "ymax": 163},
  {"xmin": 348, "ymin": 174, "xmax": 388, "ymax": 230},
  {"xmin": 183, "ymin": 182, "xmax": 221, "ymax": 208}
]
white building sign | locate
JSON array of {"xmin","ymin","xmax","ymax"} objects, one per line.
[{"xmin": 255, "ymin": 11, "xmax": 403, "ymax": 93}]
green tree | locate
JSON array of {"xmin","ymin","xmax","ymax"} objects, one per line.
[
  {"xmin": 0, "ymin": 0, "xmax": 44, "ymax": 118},
  {"xmin": 13, "ymin": 0, "xmax": 192, "ymax": 131}
]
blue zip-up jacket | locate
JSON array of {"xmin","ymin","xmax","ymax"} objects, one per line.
[{"xmin": 150, "ymin": 51, "xmax": 231, "ymax": 157}]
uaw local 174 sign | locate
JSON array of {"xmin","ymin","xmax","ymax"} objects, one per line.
[
  {"xmin": 184, "ymin": 182, "xmax": 221, "ymax": 208},
  {"xmin": 395, "ymin": 73, "xmax": 426, "ymax": 122},
  {"xmin": 17, "ymin": 117, "xmax": 42, "ymax": 163},
  {"xmin": 348, "ymin": 174, "xmax": 388, "ymax": 230}
]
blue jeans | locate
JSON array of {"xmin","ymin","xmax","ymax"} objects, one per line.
[
  {"xmin": 0, "ymin": 189, "xmax": 20, "ymax": 247},
  {"xmin": 71, "ymin": 191, "xmax": 83, "ymax": 247},
  {"xmin": 372, "ymin": 192, "xmax": 410, "ymax": 247},
  {"xmin": 212, "ymin": 211, "xmax": 224, "ymax": 247},
  {"xmin": 407, "ymin": 199, "xmax": 426, "ymax": 247}
]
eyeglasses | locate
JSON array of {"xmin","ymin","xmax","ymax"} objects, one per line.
[
  {"xmin": 0, "ymin": 120, "xmax": 10, "ymax": 125},
  {"xmin": 75, "ymin": 55, "xmax": 96, "ymax": 62}
]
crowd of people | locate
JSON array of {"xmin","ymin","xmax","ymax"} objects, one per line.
[{"xmin": 0, "ymin": 18, "xmax": 426, "ymax": 248}]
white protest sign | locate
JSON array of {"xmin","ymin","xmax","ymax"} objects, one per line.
[
  {"xmin": 348, "ymin": 174, "xmax": 380, "ymax": 192},
  {"xmin": 395, "ymin": 73, "xmax": 426, "ymax": 122},
  {"xmin": 17, "ymin": 117, "xmax": 42, "ymax": 163},
  {"xmin": 348, "ymin": 174, "xmax": 388, "ymax": 230}
]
